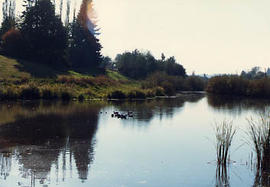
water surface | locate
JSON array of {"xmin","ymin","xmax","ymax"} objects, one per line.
[{"xmin": 0, "ymin": 95, "xmax": 269, "ymax": 187}]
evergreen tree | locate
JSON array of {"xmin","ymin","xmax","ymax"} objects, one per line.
[
  {"xmin": 20, "ymin": 0, "xmax": 67, "ymax": 64},
  {"xmin": 0, "ymin": 0, "xmax": 16, "ymax": 38},
  {"xmin": 69, "ymin": 0, "xmax": 102, "ymax": 72}
]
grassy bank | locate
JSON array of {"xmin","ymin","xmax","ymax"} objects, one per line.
[{"xmin": 0, "ymin": 55, "xmax": 177, "ymax": 101}]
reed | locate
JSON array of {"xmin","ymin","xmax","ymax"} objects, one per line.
[
  {"xmin": 247, "ymin": 115, "xmax": 270, "ymax": 170},
  {"xmin": 214, "ymin": 120, "xmax": 236, "ymax": 166}
]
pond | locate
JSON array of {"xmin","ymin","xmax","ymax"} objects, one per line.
[{"xmin": 0, "ymin": 94, "xmax": 269, "ymax": 187}]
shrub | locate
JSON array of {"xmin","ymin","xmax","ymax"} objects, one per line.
[
  {"xmin": 146, "ymin": 90, "xmax": 155, "ymax": 98},
  {"xmin": 78, "ymin": 94, "xmax": 85, "ymax": 102},
  {"xmin": 1, "ymin": 29, "xmax": 24, "ymax": 57},
  {"xmin": 42, "ymin": 89, "xmax": 58, "ymax": 100},
  {"xmin": 186, "ymin": 76, "xmax": 206, "ymax": 91},
  {"xmin": 127, "ymin": 90, "xmax": 146, "ymax": 99},
  {"xmin": 61, "ymin": 91, "xmax": 72, "ymax": 101},
  {"xmin": 108, "ymin": 90, "xmax": 126, "ymax": 99},
  {"xmin": 135, "ymin": 90, "xmax": 146, "ymax": 99},
  {"xmin": 20, "ymin": 86, "xmax": 40, "ymax": 100},
  {"xmin": 161, "ymin": 81, "xmax": 175, "ymax": 96},
  {"xmin": 116, "ymin": 50, "xmax": 186, "ymax": 79},
  {"xmin": 127, "ymin": 91, "xmax": 136, "ymax": 99},
  {"xmin": 143, "ymin": 72, "xmax": 206, "ymax": 94},
  {"xmin": 155, "ymin": 87, "xmax": 165, "ymax": 96},
  {"xmin": 1, "ymin": 88, "xmax": 18, "ymax": 100},
  {"xmin": 95, "ymin": 75, "xmax": 117, "ymax": 86},
  {"xmin": 206, "ymin": 75, "xmax": 270, "ymax": 98}
]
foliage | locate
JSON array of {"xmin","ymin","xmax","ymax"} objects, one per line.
[
  {"xmin": 0, "ymin": 17, "xmax": 16, "ymax": 38},
  {"xmin": 0, "ymin": 0, "xmax": 16, "ymax": 38},
  {"xmin": 108, "ymin": 90, "xmax": 126, "ymax": 99},
  {"xmin": 20, "ymin": 86, "xmax": 41, "ymax": 100},
  {"xmin": 69, "ymin": 0, "xmax": 102, "ymax": 72},
  {"xmin": 142, "ymin": 72, "xmax": 206, "ymax": 93},
  {"xmin": 1, "ymin": 29, "xmax": 24, "ymax": 57},
  {"xmin": 185, "ymin": 76, "xmax": 207, "ymax": 91},
  {"xmin": 241, "ymin": 66, "xmax": 267, "ymax": 80},
  {"xmin": 20, "ymin": 0, "xmax": 68, "ymax": 64},
  {"xmin": 115, "ymin": 50, "xmax": 186, "ymax": 79},
  {"xmin": 207, "ymin": 75, "xmax": 270, "ymax": 98},
  {"xmin": 127, "ymin": 90, "xmax": 146, "ymax": 99},
  {"xmin": 161, "ymin": 81, "xmax": 175, "ymax": 96},
  {"xmin": 61, "ymin": 91, "xmax": 72, "ymax": 101}
]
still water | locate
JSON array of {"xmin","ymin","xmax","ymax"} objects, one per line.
[{"xmin": 0, "ymin": 95, "xmax": 269, "ymax": 187}]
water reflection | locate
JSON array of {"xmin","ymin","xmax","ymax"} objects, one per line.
[
  {"xmin": 0, "ymin": 95, "xmax": 267, "ymax": 186},
  {"xmin": 207, "ymin": 95, "xmax": 270, "ymax": 115},
  {"xmin": 216, "ymin": 165, "xmax": 230, "ymax": 187},
  {"xmin": 111, "ymin": 94, "xmax": 204, "ymax": 122},
  {"xmin": 252, "ymin": 146, "xmax": 270, "ymax": 187},
  {"xmin": 0, "ymin": 101, "xmax": 101, "ymax": 186}
]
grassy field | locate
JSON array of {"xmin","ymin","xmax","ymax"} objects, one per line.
[{"xmin": 0, "ymin": 55, "xmax": 153, "ymax": 100}]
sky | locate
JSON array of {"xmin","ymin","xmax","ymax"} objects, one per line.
[
  {"xmin": 94, "ymin": 0, "xmax": 270, "ymax": 75},
  {"xmin": 1, "ymin": 0, "xmax": 270, "ymax": 74}
]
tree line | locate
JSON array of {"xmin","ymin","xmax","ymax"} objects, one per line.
[
  {"xmin": 0, "ymin": 0, "xmax": 207, "ymax": 95},
  {"xmin": 0, "ymin": 0, "xmax": 102, "ymax": 72},
  {"xmin": 114, "ymin": 50, "xmax": 186, "ymax": 79}
]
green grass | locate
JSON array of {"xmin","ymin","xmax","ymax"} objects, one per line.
[
  {"xmin": 0, "ymin": 55, "xmax": 157, "ymax": 100},
  {"xmin": 0, "ymin": 55, "xmax": 30, "ymax": 79},
  {"xmin": 106, "ymin": 70, "xmax": 129, "ymax": 81}
]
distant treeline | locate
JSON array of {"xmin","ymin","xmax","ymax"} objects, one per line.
[
  {"xmin": 207, "ymin": 75, "xmax": 270, "ymax": 98},
  {"xmin": 0, "ymin": 0, "xmax": 102, "ymax": 72},
  {"xmin": 240, "ymin": 66, "xmax": 270, "ymax": 80},
  {"xmin": 108, "ymin": 50, "xmax": 207, "ymax": 95},
  {"xmin": 115, "ymin": 50, "xmax": 186, "ymax": 79}
]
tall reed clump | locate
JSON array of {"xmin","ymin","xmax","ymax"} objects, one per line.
[
  {"xmin": 214, "ymin": 120, "xmax": 236, "ymax": 166},
  {"xmin": 247, "ymin": 115, "xmax": 270, "ymax": 171}
]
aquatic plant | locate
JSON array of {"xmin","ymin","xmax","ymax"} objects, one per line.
[
  {"xmin": 247, "ymin": 115, "xmax": 270, "ymax": 170},
  {"xmin": 214, "ymin": 120, "xmax": 236, "ymax": 166},
  {"xmin": 215, "ymin": 164, "xmax": 230, "ymax": 187}
]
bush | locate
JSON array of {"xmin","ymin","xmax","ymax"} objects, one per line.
[
  {"xmin": 61, "ymin": 91, "xmax": 72, "ymax": 101},
  {"xmin": 1, "ymin": 29, "xmax": 24, "ymax": 57},
  {"xmin": 146, "ymin": 90, "xmax": 155, "ymax": 98},
  {"xmin": 1, "ymin": 88, "xmax": 18, "ymax": 100},
  {"xmin": 127, "ymin": 91, "xmax": 136, "ymax": 99},
  {"xmin": 161, "ymin": 81, "xmax": 175, "ymax": 96},
  {"xmin": 20, "ymin": 86, "xmax": 40, "ymax": 100},
  {"xmin": 108, "ymin": 90, "xmax": 126, "ymax": 99},
  {"xmin": 42, "ymin": 89, "xmax": 58, "ymax": 100},
  {"xmin": 78, "ymin": 94, "xmax": 85, "ymax": 102},
  {"xmin": 155, "ymin": 87, "xmax": 165, "ymax": 96},
  {"xmin": 186, "ymin": 76, "xmax": 206, "ymax": 91},
  {"xmin": 143, "ymin": 72, "xmax": 206, "ymax": 94},
  {"xmin": 135, "ymin": 90, "xmax": 146, "ymax": 99},
  {"xmin": 206, "ymin": 75, "xmax": 270, "ymax": 98},
  {"xmin": 116, "ymin": 50, "xmax": 186, "ymax": 79},
  {"xmin": 127, "ymin": 90, "xmax": 146, "ymax": 99}
]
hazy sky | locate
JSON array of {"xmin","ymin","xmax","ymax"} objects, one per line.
[
  {"xmin": 1, "ymin": 0, "xmax": 270, "ymax": 74},
  {"xmin": 94, "ymin": 0, "xmax": 270, "ymax": 74}
]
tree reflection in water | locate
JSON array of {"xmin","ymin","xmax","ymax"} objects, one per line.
[
  {"xmin": 0, "ymin": 101, "xmax": 101, "ymax": 186},
  {"xmin": 0, "ymin": 95, "xmax": 205, "ymax": 186},
  {"xmin": 110, "ymin": 94, "xmax": 204, "ymax": 122},
  {"xmin": 207, "ymin": 95, "xmax": 270, "ymax": 116},
  {"xmin": 208, "ymin": 96, "xmax": 270, "ymax": 187}
]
